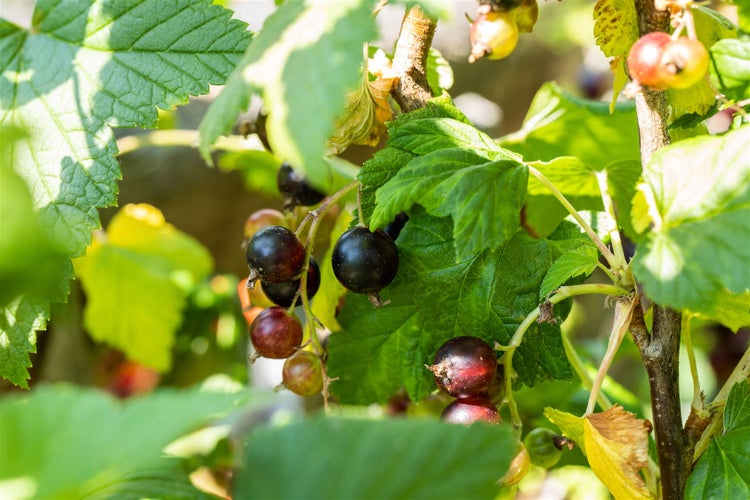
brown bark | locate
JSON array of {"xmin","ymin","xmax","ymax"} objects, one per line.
[
  {"xmin": 631, "ymin": 2, "xmax": 691, "ymax": 498},
  {"xmin": 390, "ymin": 6, "xmax": 436, "ymax": 112}
]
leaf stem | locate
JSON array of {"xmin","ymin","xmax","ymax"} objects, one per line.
[
  {"xmin": 561, "ymin": 329, "xmax": 612, "ymax": 410},
  {"xmin": 527, "ymin": 166, "xmax": 620, "ymax": 272},
  {"xmin": 499, "ymin": 283, "xmax": 630, "ymax": 431},
  {"xmin": 595, "ymin": 170, "xmax": 632, "ymax": 286},
  {"xmin": 584, "ymin": 295, "xmax": 638, "ymax": 415}
]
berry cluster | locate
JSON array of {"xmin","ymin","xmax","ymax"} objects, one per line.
[
  {"xmin": 626, "ymin": 32, "xmax": 708, "ymax": 90},
  {"xmin": 428, "ymin": 336, "xmax": 501, "ymax": 424},
  {"xmin": 240, "ymin": 163, "xmax": 400, "ymax": 398}
]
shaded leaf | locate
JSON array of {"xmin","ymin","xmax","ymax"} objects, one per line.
[
  {"xmin": 0, "ymin": 384, "xmax": 251, "ymax": 499},
  {"xmin": 236, "ymin": 415, "xmax": 516, "ymax": 499},
  {"xmin": 200, "ymin": 0, "xmax": 379, "ymax": 191}
]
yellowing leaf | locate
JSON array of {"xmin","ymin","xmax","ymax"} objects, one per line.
[
  {"xmin": 593, "ymin": 0, "xmax": 639, "ymax": 58},
  {"xmin": 584, "ymin": 406, "xmax": 653, "ymax": 500},
  {"xmin": 74, "ymin": 204, "xmax": 212, "ymax": 371},
  {"xmin": 326, "ymin": 59, "xmax": 396, "ymax": 155},
  {"xmin": 545, "ymin": 408, "xmax": 586, "ymax": 453}
]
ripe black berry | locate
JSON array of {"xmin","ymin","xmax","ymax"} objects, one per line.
[
  {"xmin": 282, "ymin": 350, "xmax": 324, "ymax": 397},
  {"xmin": 249, "ymin": 307, "xmax": 303, "ymax": 359},
  {"xmin": 332, "ymin": 227, "xmax": 399, "ymax": 295},
  {"xmin": 441, "ymin": 397, "xmax": 501, "ymax": 425},
  {"xmin": 429, "ymin": 336, "xmax": 497, "ymax": 398},
  {"xmin": 277, "ymin": 162, "xmax": 326, "ymax": 210},
  {"xmin": 383, "ymin": 211, "xmax": 409, "ymax": 241},
  {"xmin": 261, "ymin": 257, "xmax": 321, "ymax": 307},
  {"xmin": 245, "ymin": 226, "xmax": 305, "ymax": 283}
]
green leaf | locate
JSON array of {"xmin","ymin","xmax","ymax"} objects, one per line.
[
  {"xmin": 81, "ymin": 462, "xmax": 214, "ymax": 500},
  {"xmin": 74, "ymin": 204, "xmax": 213, "ymax": 371},
  {"xmin": 217, "ymin": 149, "xmax": 282, "ymax": 196},
  {"xmin": 199, "ymin": 0, "xmax": 379, "ymax": 191},
  {"xmin": 499, "ymin": 82, "xmax": 641, "ymax": 169},
  {"xmin": 711, "ymin": 38, "xmax": 750, "ymax": 102},
  {"xmin": 694, "ymin": 289, "xmax": 750, "ymax": 331},
  {"xmin": 358, "ymin": 99, "xmax": 473, "ymax": 224},
  {"xmin": 686, "ymin": 381, "xmax": 750, "ymax": 499},
  {"xmin": 593, "ymin": 0, "xmax": 638, "ymax": 59},
  {"xmin": 372, "ymin": 148, "xmax": 528, "ymax": 260},
  {"xmin": 426, "ymin": 47, "xmax": 454, "ymax": 95},
  {"xmin": 0, "ymin": 0, "xmax": 250, "ymax": 387},
  {"xmin": 0, "ymin": 383, "xmax": 250, "ymax": 500},
  {"xmin": 632, "ymin": 126, "xmax": 750, "ymax": 315},
  {"xmin": 0, "ymin": 296, "xmax": 49, "ymax": 389},
  {"xmin": 539, "ymin": 244, "xmax": 599, "ymax": 299},
  {"xmin": 235, "ymin": 415, "xmax": 516, "ymax": 499},
  {"xmin": 327, "ymin": 211, "xmax": 580, "ymax": 405}
]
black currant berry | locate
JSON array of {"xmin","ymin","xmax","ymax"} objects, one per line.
[
  {"xmin": 249, "ymin": 307, "xmax": 303, "ymax": 359},
  {"xmin": 383, "ymin": 211, "xmax": 409, "ymax": 241},
  {"xmin": 277, "ymin": 162, "xmax": 326, "ymax": 210},
  {"xmin": 441, "ymin": 397, "xmax": 501, "ymax": 425},
  {"xmin": 261, "ymin": 257, "xmax": 321, "ymax": 307},
  {"xmin": 282, "ymin": 350, "xmax": 324, "ymax": 397},
  {"xmin": 245, "ymin": 226, "xmax": 305, "ymax": 283},
  {"xmin": 331, "ymin": 227, "xmax": 399, "ymax": 295},
  {"xmin": 429, "ymin": 336, "xmax": 497, "ymax": 398}
]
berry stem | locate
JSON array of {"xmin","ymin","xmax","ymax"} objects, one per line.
[
  {"xmin": 499, "ymin": 283, "xmax": 630, "ymax": 431},
  {"xmin": 527, "ymin": 166, "xmax": 621, "ymax": 273}
]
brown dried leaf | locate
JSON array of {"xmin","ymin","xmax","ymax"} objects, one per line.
[{"xmin": 584, "ymin": 405, "xmax": 653, "ymax": 499}]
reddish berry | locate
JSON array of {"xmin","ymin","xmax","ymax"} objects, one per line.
[
  {"xmin": 661, "ymin": 37, "xmax": 709, "ymax": 89},
  {"xmin": 441, "ymin": 397, "xmax": 501, "ymax": 424},
  {"xmin": 250, "ymin": 307, "xmax": 303, "ymax": 359},
  {"xmin": 627, "ymin": 32, "xmax": 673, "ymax": 90},
  {"xmin": 429, "ymin": 336, "xmax": 497, "ymax": 398}
]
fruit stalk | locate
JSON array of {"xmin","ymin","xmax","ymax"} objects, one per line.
[{"xmin": 390, "ymin": 6, "xmax": 436, "ymax": 112}]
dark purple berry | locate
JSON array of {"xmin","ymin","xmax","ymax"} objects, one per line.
[
  {"xmin": 441, "ymin": 397, "xmax": 501, "ymax": 424},
  {"xmin": 261, "ymin": 257, "xmax": 321, "ymax": 307},
  {"xmin": 332, "ymin": 227, "xmax": 399, "ymax": 294},
  {"xmin": 250, "ymin": 307, "xmax": 303, "ymax": 359},
  {"xmin": 282, "ymin": 350, "xmax": 324, "ymax": 396},
  {"xmin": 277, "ymin": 162, "xmax": 326, "ymax": 210},
  {"xmin": 430, "ymin": 336, "xmax": 497, "ymax": 398},
  {"xmin": 383, "ymin": 211, "xmax": 409, "ymax": 240},
  {"xmin": 245, "ymin": 226, "xmax": 305, "ymax": 283}
]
